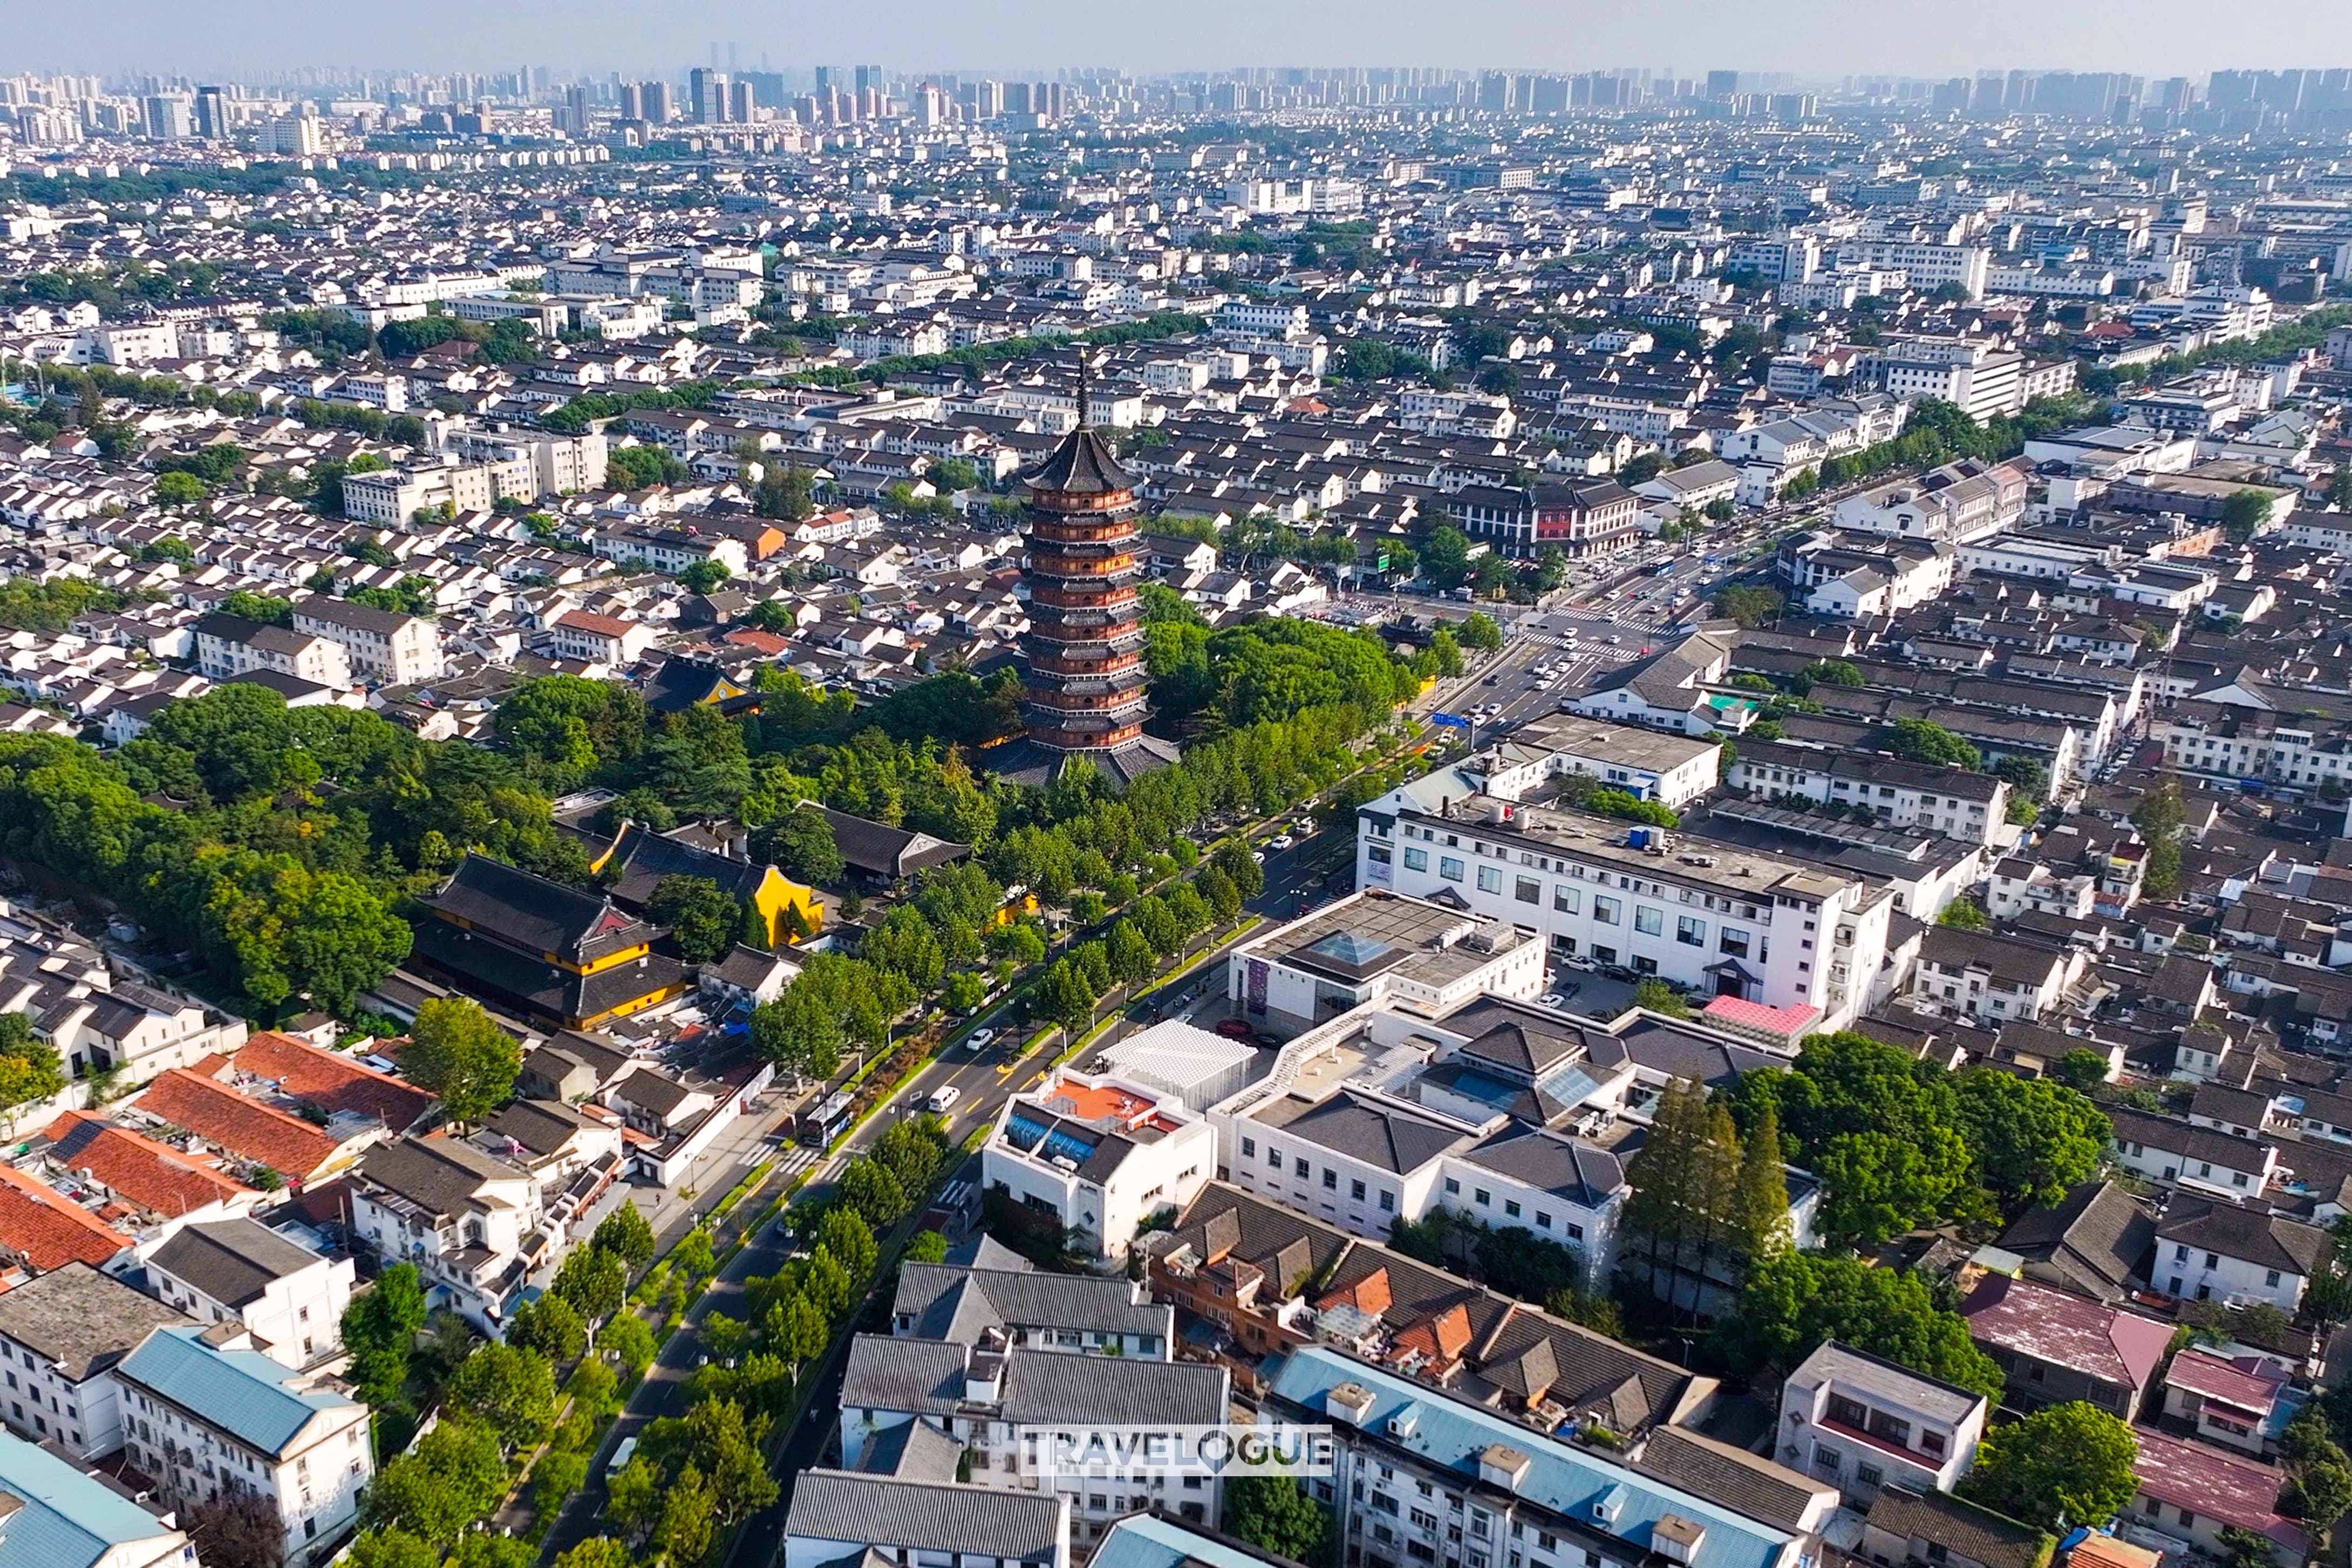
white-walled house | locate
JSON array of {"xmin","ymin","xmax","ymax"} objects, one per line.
[
  {"xmin": 1777, "ymin": 1341, "xmax": 1988, "ymax": 1509},
  {"xmin": 980, "ymin": 1071, "xmax": 1216, "ymax": 1263},
  {"xmin": 114, "ymin": 1324, "xmax": 373, "ymax": 1565},
  {"xmin": 0, "ymin": 1263, "xmax": 192, "ymax": 1460},
  {"xmin": 2152, "ymin": 1198, "xmax": 2325, "ymax": 1313},
  {"xmin": 139, "ymin": 1217, "xmax": 356, "ymax": 1370}
]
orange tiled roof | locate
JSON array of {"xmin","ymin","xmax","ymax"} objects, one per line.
[
  {"xmin": 231, "ymin": 1032, "xmax": 435, "ymax": 1130},
  {"xmin": 0, "ymin": 1162, "xmax": 132, "ymax": 1272},
  {"xmin": 40, "ymin": 1110, "xmax": 249, "ymax": 1218},
  {"xmin": 131, "ymin": 1069, "xmax": 343, "ymax": 1182},
  {"xmin": 1388, "ymin": 1300, "xmax": 1475, "ymax": 1367},
  {"xmin": 1318, "ymin": 1265, "xmax": 1393, "ymax": 1318}
]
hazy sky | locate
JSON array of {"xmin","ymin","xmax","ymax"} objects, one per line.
[{"xmin": 35, "ymin": 0, "xmax": 2352, "ymax": 82}]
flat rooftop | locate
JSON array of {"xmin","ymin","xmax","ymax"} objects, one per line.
[
  {"xmin": 1256, "ymin": 891, "xmax": 1525, "ymax": 988},
  {"xmin": 1404, "ymin": 798, "xmax": 1853, "ymax": 906},
  {"xmin": 1511, "ymin": 713, "xmax": 1723, "ymax": 772}
]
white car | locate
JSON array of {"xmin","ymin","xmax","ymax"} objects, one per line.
[
  {"xmin": 965, "ymin": 1027, "xmax": 996, "ymax": 1051},
  {"xmin": 1269, "ymin": 834, "xmax": 1296, "ymax": 852},
  {"xmin": 926, "ymin": 1085, "xmax": 962, "ymax": 1114}
]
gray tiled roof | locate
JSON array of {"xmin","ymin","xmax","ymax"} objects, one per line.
[
  {"xmin": 786, "ymin": 1470, "xmax": 1065, "ymax": 1563},
  {"xmin": 1257, "ymin": 1090, "xmax": 1467, "ymax": 1175},
  {"xmin": 145, "ymin": 1218, "xmax": 328, "ymax": 1311},
  {"xmin": 841, "ymin": 1334, "xmax": 971, "ymax": 1416},
  {"xmin": 997, "ymin": 1348, "xmax": 1228, "ymax": 1429},
  {"xmin": 892, "ymin": 1263, "xmax": 1170, "ymax": 1346},
  {"xmin": 1638, "ymin": 1426, "xmax": 1831, "ymax": 1535},
  {"xmin": 0, "ymin": 1263, "xmax": 193, "ymax": 1381}
]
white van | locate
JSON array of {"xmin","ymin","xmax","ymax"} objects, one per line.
[
  {"xmin": 608, "ymin": 1435, "xmax": 638, "ymax": 1476},
  {"xmin": 925, "ymin": 1085, "xmax": 962, "ymax": 1114}
]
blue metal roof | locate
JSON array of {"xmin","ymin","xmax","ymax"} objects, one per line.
[
  {"xmin": 1266, "ymin": 1347, "xmax": 1796, "ymax": 1568},
  {"xmin": 1091, "ymin": 1514, "xmax": 1277, "ymax": 1568},
  {"xmin": 118, "ymin": 1326, "xmax": 354, "ymax": 1456},
  {"xmin": 0, "ymin": 1432, "xmax": 181, "ymax": 1568}
]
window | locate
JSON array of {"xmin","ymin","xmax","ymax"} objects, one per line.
[
  {"xmin": 1554, "ymin": 887, "xmax": 1582, "ymax": 914},
  {"xmin": 1380, "ymin": 1190, "xmax": 1396, "ymax": 1211},
  {"xmin": 1296, "ymin": 1157, "xmax": 1310, "ymax": 1177},
  {"xmin": 1828, "ymin": 1394, "xmax": 1869, "ymax": 1428},
  {"xmin": 1353, "ymin": 1179, "xmax": 1368, "ymax": 1201},
  {"xmin": 1591, "ymin": 944, "xmax": 1618, "ymax": 965},
  {"xmin": 1594, "ymin": 896, "xmax": 1620, "ymax": 924},
  {"xmin": 1267, "ymin": 1146, "xmax": 1283, "ymax": 1168},
  {"xmin": 1516, "ymin": 877, "xmax": 1542, "ymax": 905},
  {"xmin": 1478, "ymin": 865, "xmax": 1503, "ymax": 894},
  {"xmin": 1405, "ymin": 848, "xmax": 1429, "ymax": 872},
  {"xmin": 1324, "ymin": 1169, "xmax": 1339, "ymax": 1190},
  {"xmin": 1474, "ymin": 1189, "xmax": 1492, "ymax": 1206},
  {"xmin": 1440, "ymin": 856, "xmax": 1465, "ymax": 883},
  {"xmin": 1635, "ymin": 906, "xmax": 1664, "ymax": 937},
  {"xmin": 1720, "ymin": 927, "xmax": 1751, "ymax": 958},
  {"xmin": 1678, "ymin": 916, "xmax": 1706, "ymax": 947},
  {"xmin": 1445, "ymin": 1177, "xmax": 1461, "ymax": 1195},
  {"xmin": 1242, "ymin": 1137, "xmax": 1256, "ymax": 1158},
  {"xmin": 1504, "ymin": 1200, "xmax": 1522, "ymax": 1218}
]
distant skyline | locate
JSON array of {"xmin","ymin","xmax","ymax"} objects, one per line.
[{"xmin": 29, "ymin": 0, "xmax": 2352, "ymax": 83}]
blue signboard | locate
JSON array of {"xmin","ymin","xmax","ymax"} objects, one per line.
[{"xmin": 1430, "ymin": 712, "xmax": 1472, "ymax": 730}]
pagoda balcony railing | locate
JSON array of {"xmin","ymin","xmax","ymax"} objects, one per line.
[
  {"xmin": 1027, "ymin": 488, "xmax": 1136, "ymax": 515},
  {"xmin": 1030, "ymin": 652, "xmax": 1145, "ymax": 678},
  {"xmin": 1029, "ymin": 552, "xmax": 1140, "ymax": 578},
  {"xmin": 1031, "ymin": 519, "xmax": 1142, "ymax": 546},
  {"xmin": 1029, "ymin": 718, "xmax": 1148, "ymax": 748},
  {"xmin": 1026, "ymin": 688, "xmax": 1151, "ymax": 716},
  {"xmin": 1031, "ymin": 587, "xmax": 1138, "ymax": 613}
]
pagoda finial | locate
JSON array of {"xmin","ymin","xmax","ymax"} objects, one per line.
[{"xmin": 1075, "ymin": 351, "xmax": 1092, "ymax": 431}]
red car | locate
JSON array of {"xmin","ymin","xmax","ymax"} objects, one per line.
[{"xmin": 1214, "ymin": 1018, "xmax": 1255, "ymax": 1041}]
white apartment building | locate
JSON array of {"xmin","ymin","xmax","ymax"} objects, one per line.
[
  {"xmin": 1215, "ymin": 298, "xmax": 1310, "ymax": 337},
  {"xmin": 114, "ymin": 1324, "xmax": 372, "ymax": 1565},
  {"xmin": 0, "ymin": 1263, "xmax": 192, "ymax": 1460},
  {"xmin": 1359, "ymin": 784, "xmax": 1892, "ymax": 1030},
  {"xmin": 1725, "ymin": 741, "xmax": 2008, "ymax": 847},
  {"xmin": 291, "ymin": 597, "xmax": 443, "ymax": 686},
  {"xmin": 1777, "ymin": 1341, "xmax": 1988, "ymax": 1509},
  {"xmin": 140, "ymin": 1217, "xmax": 356, "ymax": 1371},
  {"xmin": 0, "ymin": 910, "xmax": 250, "ymax": 1094},
  {"xmin": 547, "ymin": 609, "xmax": 658, "ymax": 666},
  {"xmin": 981, "ymin": 1070, "xmax": 1217, "ymax": 1262},
  {"xmin": 1876, "ymin": 349, "xmax": 2023, "ymax": 423},
  {"xmin": 340, "ymin": 463, "xmax": 500, "ymax": 526},
  {"xmin": 840, "ymin": 1338, "xmax": 1228, "ymax": 1545},
  {"xmin": 0, "ymin": 1431, "xmax": 196, "ymax": 1568},
  {"xmin": 1835, "ymin": 240, "xmax": 1992, "ymax": 298},
  {"xmin": 2156, "ymin": 707, "xmax": 2352, "ymax": 793},
  {"xmin": 192, "ymin": 613, "xmax": 351, "ymax": 691},
  {"xmin": 346, "ymin": 1135, "xmax": 549, "ymax": 1334},
  {"xmin": 442, "ymin": 428, "xmax": 609, "ymax": 496},
  {"xmin": 1262, "ymin": 1347, "xmax": 1815, "ymax": 1568},
  {"xmin": 1910, "ymin": 926, "xmax": 2087, "ymax": 1025}
]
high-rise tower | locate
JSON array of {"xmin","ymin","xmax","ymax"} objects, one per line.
[{"xmin": 1018, "ymin": 362, "xmax": 1149, "ymax": 755}]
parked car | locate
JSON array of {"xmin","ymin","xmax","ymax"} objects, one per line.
[{"xmin": 1215, "ymin": 1018, "xmax": 1256, "ymax": 1041}]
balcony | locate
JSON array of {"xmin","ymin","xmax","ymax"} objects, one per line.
[{"xmin": 1030, "ymin": 551, "xmax": 1140, "ymax": 578}]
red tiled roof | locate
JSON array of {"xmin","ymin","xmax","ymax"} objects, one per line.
[
  {"xmin": 130, "ymin": 1069, "xmax": 343, "ymax": 1183},
  {"xmin": 2167, "ymin": 1347, "xmax": 2288, "ymax": 1416},
  {"xmin": 39, "ymin": 1110, "xmax": 249, "ymax": 1218},
  {"xmin": 231, "ymin": 1032, "xmax": 435, "ymax": 1130},
  {"xmin": 1962, "ymin": 1274, "xmax": 2172, "ymax": 1392},
  {"xmin": 2131, "ymin": 1426, "xmax": 2305, "ymax": 1553},
  {"xmin": 0, "ymin": 1163, "xmax": 132, "ymax": 1272},
  {"xmin": 555, "ymin": 609, "xmax": 634, "ymax": 637}
]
